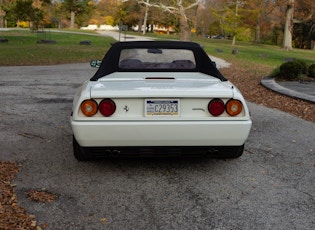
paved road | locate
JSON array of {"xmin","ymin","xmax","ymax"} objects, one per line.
[
  {"xmin": 261, "ymin": 77, "xmax": 315, "ymax": 103},
  {"xmin": 0, "ymin": 63, "xmax": 314, "ymax": 229},
  {"xmin": 97, "ymin": 30, "xmax": 153, "ymax": 42},
  {"xmin": 278, "ymin": 81, "xmax": 315, "ymax": 97}
]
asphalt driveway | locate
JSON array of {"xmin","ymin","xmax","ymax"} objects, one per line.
[{"xmin": 0, "ymin": 63, "xmax": 314, "ymax": 229}]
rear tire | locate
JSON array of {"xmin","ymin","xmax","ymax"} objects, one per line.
[{"xmin": 73, "ymin": 136, "xmax": 92, "ymax": 161}]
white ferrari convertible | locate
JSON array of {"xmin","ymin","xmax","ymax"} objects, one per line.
[{"xmin": 70, "ymin": 41, "xmax": 252, "ymax": 160}]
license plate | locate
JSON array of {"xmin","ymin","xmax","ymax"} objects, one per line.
[{"xmin": 145, "ymin": 99, "xmax": 180, "ymax": 116}]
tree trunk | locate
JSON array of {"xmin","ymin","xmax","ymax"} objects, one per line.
[
  {"xmin": 142, "ymin": 0, "xmax": 149, "ymax": 35},
  {"xmin": 137, "ymin": 19, "xmax": 143, "ymax": 33},
  {"xmin": 179, "ymin": 15, "xmax": 191, "ymax": 41},
  {"xmin": 220, "ymin": 19, "xmax": 224, "ymax": 36},
  {"xmin": 232, "ymin": 0, "xmax": 239, "ymax": 46},
  {"xmin": 0, "ymin": 10, "xmax": 4, "ymax": 28},
  {"xmin": 0, "ymin": 0, "xmax": 3, "ymax": 28},
  {"xmin": 70, "ymin": 10, "xmax": 75, "ymax": 29},
  {"xmin": 282, "ymin": 0, "xmax": 294, "ymax": 50},
  {"xmin": 232, "ymin": 35, "xmax": 236, "ymax": 45},
  {"xmin": 255, "ymin": 18, "xmax": 261, "ymax": 43}
]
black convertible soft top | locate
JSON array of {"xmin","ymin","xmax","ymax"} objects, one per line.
[{"xmin": 90, "ymin": 41, "xmax": 227, "ymax": 81}]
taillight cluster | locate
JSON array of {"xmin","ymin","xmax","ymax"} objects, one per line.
[
  {"xmin": 80, "ymin": 98, "xmax": 243, "ymax": 117},
  {"xmin": 208, "ymin": 99, "xmax": 243, "ymax": 117},
  {"xmin": 80, "ymin": 99, "xmax": 116, "ymax": 117}
]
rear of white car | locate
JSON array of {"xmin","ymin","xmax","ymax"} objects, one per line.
[{"xmin": 70, "ymin": 41, "xmax": 252, "ymax": 160}]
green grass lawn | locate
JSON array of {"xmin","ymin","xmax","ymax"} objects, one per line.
[
  {"xmin": 200, "ymin": 38, "xmax": 315, "ymax": 68},
  {"xmin": 129, "ymin": 31, "xmax": 315, "ymax": 67},
  {"xmin": 0, "ymin": 29, "xmax": 314, "ymax": 69},
  {"xmin": 0, "ymin": 29, "xmax": 116, "ymax": 66}
]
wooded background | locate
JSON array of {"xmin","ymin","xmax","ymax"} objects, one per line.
[{"xmin": 0, "ymin": 0, "xmax": 314, "ymax": 50}]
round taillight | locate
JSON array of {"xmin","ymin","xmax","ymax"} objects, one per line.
[
  {"xmin": 99, "ymin": 99, "xmax": 116, "ymax": 117},
  {"xmin": 226, "ymin": 99, "xmax": 243, "ymax": 116},
  {"xmin": 80, "ymin": 99, "xmax": 98, "ymax": 117},
  {"xmin": 208, "ymin": 99, "xmax": 225, "ymax": 116}
]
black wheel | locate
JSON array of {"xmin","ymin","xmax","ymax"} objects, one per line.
[
  {"xmin": 212, "ymin": 145, "xmax": 245, "ymax": 159},
  {"xmin": 73, "ymin": 135, "xmax": 92, "ymax": 161}
]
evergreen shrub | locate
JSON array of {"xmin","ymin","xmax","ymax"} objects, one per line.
[
  {"xmin": 277, "ymin": 60, "xmax": 308, "ymax": 80},
  {"xmin": 308, "ymin": 63, "xmax": 315, "ymax": 78}
]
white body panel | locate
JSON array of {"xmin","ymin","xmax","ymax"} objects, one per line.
[
  {"xmin": 71, "ymin": 119, "xmax": 252, "ymax": 147},
  {"xmin": 71, "ymin": 72, "xmax": 252, "ymax": 148},
  {"xmin": 90, "ymin": 73, "xmax": 232, "ymax": 98}
]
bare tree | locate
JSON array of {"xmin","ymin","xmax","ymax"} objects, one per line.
[{"xmin": 138, "ymin": 0, "xmax": 201, "ymax": 41}]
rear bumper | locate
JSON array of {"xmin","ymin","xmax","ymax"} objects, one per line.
[
  {"xmin": 79, "ymin": 145, "xmax": 244, "ymax": 158},
  {"xmin": 71, "ymin": 119, "xmax": 252, "ymax": 147}
]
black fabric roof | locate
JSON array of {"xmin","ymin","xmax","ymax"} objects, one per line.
[{"xmin": 90, "ymin": 41, "xmax": 227, "ymax": 81}]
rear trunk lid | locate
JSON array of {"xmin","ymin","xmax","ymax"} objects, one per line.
[{"xmin": 90, "ymin": 72, "xmax": 234, "ymax": 98}]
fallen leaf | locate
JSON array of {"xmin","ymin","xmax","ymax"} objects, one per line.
[
  {"xmin": 100, "ymin": 217, "xmax": 107, "ymax": 223},
  {"xmin": 25, "ymin": 189, "xmax": 58, "ymax": 203}
]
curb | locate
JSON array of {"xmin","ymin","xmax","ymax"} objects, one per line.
[{"xmin": 261, "ymin": 77, "xmax": 315, "ymax": 103}]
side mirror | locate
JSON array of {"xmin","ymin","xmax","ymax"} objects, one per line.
[{"xmin": 90, "ymin": 60, "xmax": 102, "ymax": 68}]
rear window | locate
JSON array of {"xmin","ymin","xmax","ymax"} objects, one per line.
[{"xmin": 118, "ymin": 48, "xmax": 196, "ymax": 70}]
